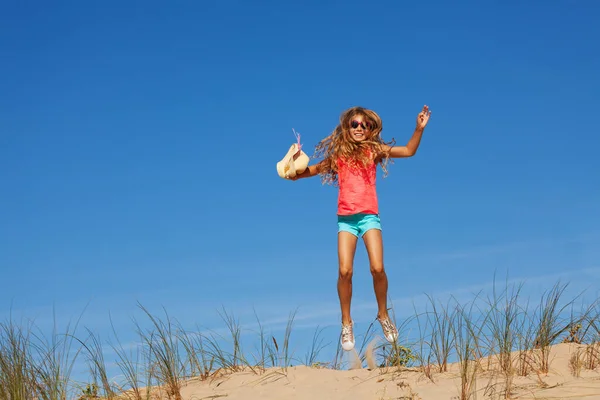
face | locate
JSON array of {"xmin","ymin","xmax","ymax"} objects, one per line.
[{"xmin": 348, "ymin": 114, "xmax": 372, "ymax": 142}]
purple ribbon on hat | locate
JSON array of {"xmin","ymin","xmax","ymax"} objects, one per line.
[{"xmin": 292, "ymin": 128, "xmax": 302, "ymax": 151}]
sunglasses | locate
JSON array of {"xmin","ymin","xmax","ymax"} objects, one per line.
[{"xmin": 350, "ymin": 120, "xmax": 372, "ymax": 130}]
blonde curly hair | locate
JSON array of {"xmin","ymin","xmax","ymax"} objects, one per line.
[{"xmin": 313, "ymin": 106, "xmax": 395, "ymax": 186}]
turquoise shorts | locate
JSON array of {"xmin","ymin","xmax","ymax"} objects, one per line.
[{"xmin": 337, "ymin": 213, "xmax": 382, "ymax": 238}]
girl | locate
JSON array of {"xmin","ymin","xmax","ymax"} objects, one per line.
[{"xmin": 291, "ymin": 105, "xmax": 431, "ymax": 351}]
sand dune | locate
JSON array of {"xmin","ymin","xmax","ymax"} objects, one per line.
[{"xmin": 135, "ymin": 342, "xmax": 600, "ymax": 400}]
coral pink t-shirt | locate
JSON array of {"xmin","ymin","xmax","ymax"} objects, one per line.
[{"xmin": 336, "ymin": 157, "xmax": 378, "ymax": 216}]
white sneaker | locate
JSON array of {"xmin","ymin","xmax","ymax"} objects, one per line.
[
  {"xmin": 377, "ymin": 316, "xmax": 399, "ymax": 343},
  {"xmin": 341, "ymin": 321, "xmax": 355, "ymax": 351}
]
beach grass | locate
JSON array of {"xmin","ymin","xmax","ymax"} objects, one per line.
[{"xmin": 1, "ymin": 276, "xmax": 599, "ymax": 400}]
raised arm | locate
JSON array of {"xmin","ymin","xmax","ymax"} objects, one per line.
[{"xmin": 381, "ymin": 105, "xmax": 431, "ymax": 158}]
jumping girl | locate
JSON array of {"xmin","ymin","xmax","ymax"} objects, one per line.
[{"xmin": 291, "ymin": 105, "xmax": 431, "ymax": 351}]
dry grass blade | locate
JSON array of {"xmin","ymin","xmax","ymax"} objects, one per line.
[
  {"xmin": 425, "ymin": 294, "xmax": 457, "ymax": 373},
  {"xmin": 202, "ymin": 307, "xmax": 258, "ymax": 375},
  {"xmin": 452, "ymin": 297, "xmax": 485, "ymax": 400},
  {"xmin": 274, "ymin": 309, "xmax": 297, "ymax": 372},
  {"xmin": 135, "ymin": 303, "xmax": 185, "ymax": 400},
  {"xmin": 584, "ymin": 342, "xmax": 600, "ymax": 370},
  {"xmin": 29, "ymin": 308, "xmax": 85, "ymax": 400},
  {"xmin": 533, "ymin": 281, "xmax": 576, "ymax": 373},
  {"xmin": 0, "ymin": 318, "xmax": 36, "ymax": 400},
  {"xmin": 569, "ymin": 348, "xmax": 584, "ymax": 377},
  {"xmin": 217, "ymin": 308, "xmax": 246, "ymax": 371},
  {"xmin": 485, "ymin": 276, "xmax": 523, "ymax": 377},
  {"xmin": 176, "ymin": 324, "xmax": 214, "ymax": 381},
  {"xmin": 75, "ymin": 328, "xmax": 117, "ymax": 399},
  {"xmin": 107, "ymin": 313, "xmax": 153, "ymax": 400},
  {"xmin": 514, "ymin": 299, "xmax": 537, "ymax": 377},
  {"xmin": 249, "ymin": 308, "xmax": 275, "ymax": 371},
  {"xmin": 412, "ymin": 303, "xmax": 435, "ymax": 382},
  {"xmin": 567, "ymin": 298, "xmax": 600, "ymax": 345},
  {"xmin": 303, "ymin": 325, "xmax": 329, "ymax": 367}
]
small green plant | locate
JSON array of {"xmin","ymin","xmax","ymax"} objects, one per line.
[
  {"xmin": 379, "ymin": 343, "xmax": 416, "ymax": 367},
  {"xmin": 77, "ymin": 383, "xmax": 99, "ymax": 400}
]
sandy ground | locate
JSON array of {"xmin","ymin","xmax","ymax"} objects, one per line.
[{"xmin": 140, "ymin": 343, "xmax": 600, "ymax": 400}]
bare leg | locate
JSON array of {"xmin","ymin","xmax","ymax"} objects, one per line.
[
  {"xmin": 338, "ymin": 231, "xmax": 358, "ymax": 325},
  {"xmin": 362, "ymin": 229, "xmax": 390, "ymax": 320}
]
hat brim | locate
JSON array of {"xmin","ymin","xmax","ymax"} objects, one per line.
[{"xmin": 277, "ymin": 144, "xmax": 309, "ymax": 179}]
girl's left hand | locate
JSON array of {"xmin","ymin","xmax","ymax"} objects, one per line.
[{"xmin": 416, "ymin": 105, "xmax": 431, "ymax": 129}]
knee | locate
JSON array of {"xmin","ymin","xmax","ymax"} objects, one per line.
[
  {"xmin": 370, "ymin": 263, "xmax": 385, "ymax": 276},
  {"xmin": 339, "ymin": 265, "xmax": 353, "ymax": 280}
]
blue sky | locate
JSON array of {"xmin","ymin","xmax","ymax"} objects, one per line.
[{"xmin": 1, "ymin": 0, "xmax": 599, "ymax": 376}]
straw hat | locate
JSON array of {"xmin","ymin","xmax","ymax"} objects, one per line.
[
  {"xmin": 276, "ymin": 143, "xmax": 309, "ymax": 179},
  {"xmin": 277, "ymin": 129, "xmax": 309, "ymax": 179}
]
